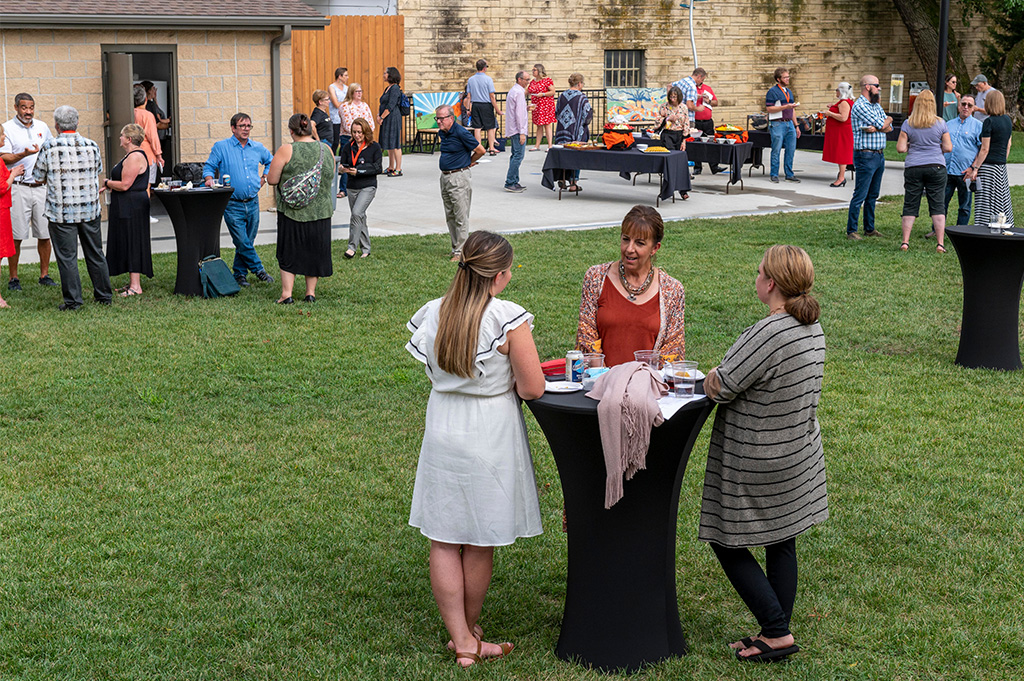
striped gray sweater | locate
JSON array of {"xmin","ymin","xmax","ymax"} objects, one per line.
[{"xmin": 699, "ymin": 313, "xmax": 828, "ymax": 548}]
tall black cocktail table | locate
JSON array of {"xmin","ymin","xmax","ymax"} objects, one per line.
[
  {"xmin": 946, "ymin": 224, "xmax": 1024, "ymax": 370},
  {"xmin": 526, "ymin": 388, "xmax": 713, "ymax": 673},
  {"xmin": 152, "ymin": 187, "xmax": 233, "ymax": 296}
]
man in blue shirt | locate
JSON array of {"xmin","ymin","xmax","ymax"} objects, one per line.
[
  {"xmin": 435, "ymin": 104, "xmax": 485, "ymax": 261},
  {"xmin": 943, "ymin": 95, "xmax": 983, "ymax": 226},
  {"xmin": 847, "ymin": 75, "xmax": 893, "ymax": 239},
  {"xmin": 765, "ymin": 68, "xmax": 801, "ymax": 183},
  {"xmin": 203, "ymin": 113, "xmax": 275, "ymax": 286}
]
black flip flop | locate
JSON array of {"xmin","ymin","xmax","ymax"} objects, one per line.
[{"xmin": 736, "ymin": 640, "xmax": 800, "ymax": 663}]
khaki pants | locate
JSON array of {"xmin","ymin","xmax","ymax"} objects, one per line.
[{"xmin": 440, "ymin": 169, "xmax": 472, "ymax": 254}]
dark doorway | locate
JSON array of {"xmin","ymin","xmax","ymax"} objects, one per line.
[{"xmin": 101, "ymin": 46, "xmax": 178, "ymax": 177}]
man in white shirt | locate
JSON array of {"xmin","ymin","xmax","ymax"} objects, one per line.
[{"xmin": 0, "ymin": 93, "xmax": 57, "ymax": 290}]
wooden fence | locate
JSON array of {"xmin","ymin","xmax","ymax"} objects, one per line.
[{"xmin": 291, "ymin": 15, "xmax": 405, "ymax": 133}]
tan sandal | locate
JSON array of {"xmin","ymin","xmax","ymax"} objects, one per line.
[
  {"xmin": 455, "ymin": 640, "xmax": 482, "ymax": 668},
  {"xmin": 483, "ymin": 642, "xmax": 514, "ymax": 661}
]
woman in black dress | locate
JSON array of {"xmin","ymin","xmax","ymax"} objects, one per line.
[
  {"xmin": 378, "ymin": 66, "xmax": 403, "ymax": 176},
  {"xmin": 102, "ymin": 123, "xmax": 153, "ymax": 297}
]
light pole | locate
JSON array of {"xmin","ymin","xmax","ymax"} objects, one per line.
[
  {"xmin": 936, "ymin": 0, "xmax": 950, "ymax": 116},
  {"xmin": 680, "ymin": 0, "xmax": 711, "ymax": 69}
]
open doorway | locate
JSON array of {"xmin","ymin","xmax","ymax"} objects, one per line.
[{"xmin": 101, "ymin": 45, "xmax": 178, "ymax": 178}]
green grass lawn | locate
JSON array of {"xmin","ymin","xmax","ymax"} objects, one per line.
[
  {"xmin": 884, "ymin": 130, "xmax": 1024, "ymax": 163},
  {"xmin": 1, "ymin": 189, "xmax": 1023, "ymax": 680}
]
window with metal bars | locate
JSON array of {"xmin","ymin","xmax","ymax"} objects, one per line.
[{"xmin": 604, "ymin": 50, "xmax": 644, "ymax": 87}]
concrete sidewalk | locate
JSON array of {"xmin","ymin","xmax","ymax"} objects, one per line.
[{"xmin": 14, "ymin": 149, "xmax": 1024, "ymax": 264}]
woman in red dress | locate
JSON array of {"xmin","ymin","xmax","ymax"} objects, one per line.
[
  {"xmin": 821, "ymin": 82, "xmax": 854, "ymax": 187},
  {"xmin": 527, "ymin": 64, "xmax": 556, "ymax": 151},
  {"xmin": 0, "ymin": 127, "xmax": 24, "ymax": 309}
]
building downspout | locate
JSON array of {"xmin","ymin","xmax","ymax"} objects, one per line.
[{"xmin": 270, "ymin": 25, "xmax": 291, "ymax": 151}]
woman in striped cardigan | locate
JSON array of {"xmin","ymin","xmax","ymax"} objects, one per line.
[{"xmin": 701, "ymin": 245, "xmax": 828, "ymax": 663}]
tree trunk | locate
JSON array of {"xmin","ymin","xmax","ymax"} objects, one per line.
[
  {"xmin": 998, "ymin": 37, "xmax": 1024, "ymax": 127},
  {"xmin": 891, "ymin": 0, "xmax": 970, "ymax": 86}
]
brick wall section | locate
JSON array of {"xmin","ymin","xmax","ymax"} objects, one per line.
[
  {"xmin": 399, "ymin": 0, "xmax": 996, "ymax": 126},
  {"xmin": 1, "ymin": 28, "xmax": 292, "ymax": 210}
]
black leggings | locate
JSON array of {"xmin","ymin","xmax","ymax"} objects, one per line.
[{"xmin": 711, "ymin": 537, "xmax": 797, "ymax": 638}]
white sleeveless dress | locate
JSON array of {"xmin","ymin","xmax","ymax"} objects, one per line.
[{"xmin": 406, "ymin": 297, "xmax": 543, "ymax": 546}]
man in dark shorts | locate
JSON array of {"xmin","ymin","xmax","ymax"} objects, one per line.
[{"xmin": 467, "ymin": 59, "xmax": 502, "ymax": 154}]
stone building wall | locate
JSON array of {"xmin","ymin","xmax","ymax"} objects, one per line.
[
  {"xmin": 1, "ymin": 28, "xmax": 292, "ymax": 209},
  {"xmin": 399, "ymin": 0, "xmax": 996, "ymax": 125}
]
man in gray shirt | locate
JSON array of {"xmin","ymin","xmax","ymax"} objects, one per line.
[
  {"xmin": 467, "ymin": 59, "xmax": 502, "ymax": 155},
  {"xmin": 971, "ymin": 75, "xmax": 996, "ymax": 122}
]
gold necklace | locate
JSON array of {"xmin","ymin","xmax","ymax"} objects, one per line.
[{"xmin": 619, "ymin": 262, "xmax": 654, "ymax": 301}]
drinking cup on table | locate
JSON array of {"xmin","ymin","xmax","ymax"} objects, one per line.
[
  {"xmin": 582, "ymin": 353, "xmax": 607, "ymax": 390},
  {"xmin": 668, "ymin": 361, "xmax": 698, "ymax": 397},
  {"xmin": 634, "ymin": 350, "xmax": 661, "ymax": 370}
]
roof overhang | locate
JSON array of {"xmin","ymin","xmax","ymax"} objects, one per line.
[{"xmin": 1, "ymin": 14, "xmax": 329, "ymax": 30}]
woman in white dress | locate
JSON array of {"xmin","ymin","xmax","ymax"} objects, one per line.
[{"xmin": 406, "ymin": 231, "xmax": 545, "ymax": 668}]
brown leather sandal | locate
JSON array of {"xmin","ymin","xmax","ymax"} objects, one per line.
[
  {"xmin": 455, "ymin": 640, "xmax": 482, "ymax": 668},
  {"xmin": 483, "ymin": 642, "xmax": 514, "ymax": 661}
]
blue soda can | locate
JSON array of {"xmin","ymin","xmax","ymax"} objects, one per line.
[{"xmin": 222, "ymin": 174, "xmax": 231, "ymax": 187}]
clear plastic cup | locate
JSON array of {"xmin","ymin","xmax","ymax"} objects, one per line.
[
  {"xmin": 634, "ymin": 350, "xmax": 661, "ymax": 370},
  {"xmin": 668, "ymin": 361, "xmax": 698, "ymax": 397}
]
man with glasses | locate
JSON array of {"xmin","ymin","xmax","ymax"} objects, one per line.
[
  {"xmin": 847, "ymin": 75, "xmax": 893, "ymax": 240},
  {"xmin": 435, "ymin": 105, "xmax": 485, "ymax": 261},
  {"xmin": 942, "ymin": 96, "xmax": 983, "ymax": 228},
  {"xmin": 203, "ymin": 113, "xmax": 275, "ymax": 287},
  {"xmin": 765, "ymin": 67, "xmax": 801, "ymax": 183}
]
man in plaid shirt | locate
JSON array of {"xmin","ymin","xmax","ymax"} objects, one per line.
[
  {"xmin": 32, "ymin": 105, "xmax": 112, "ymax": 310},
  {"xmin": 846, "ymin": 75, "xmax": 893, "ymax": 239}
]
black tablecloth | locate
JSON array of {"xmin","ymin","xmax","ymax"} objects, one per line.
[
  {"xmin": 526, "ymin": 387, "xmax": 714, "ymax": 673},
  {"xmin": 681, "ymin": 140, "xmax": 751, "ymax": 185},
  {"xmin": 541, "ymin": 147, "xmax": 691, "ymax": 201},
  {"xmin": 946, "ymin": 224, "xmax": 1024, "ymax": 370},
  {"xmin": 746, "ymin": 129, "xmax": 901, "ymax": 171},
  {"xmin": 152, "ymin": 187, "xmax": 233, "ymax": 296}
]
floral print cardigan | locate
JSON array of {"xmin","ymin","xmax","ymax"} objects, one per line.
[{"xmin": 575, "ymin": 261, "xmax": 686, "ymax": 359}]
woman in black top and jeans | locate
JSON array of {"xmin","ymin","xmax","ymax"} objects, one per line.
[
  {"xmin": 339, "ymin": 118, "xmax": 382, "ymax": 258},
  {"xmin": 310, "ymin": 89, "xmax": 334, "ymax": 149},
  {"xmin": 966, "ymin": 89, "xmax": 1014, "ymax": 227}
]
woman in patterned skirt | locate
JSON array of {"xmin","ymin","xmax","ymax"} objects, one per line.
[{"xmin": 701, "ymin": 245, "xmax": 828, "ymax": 663}]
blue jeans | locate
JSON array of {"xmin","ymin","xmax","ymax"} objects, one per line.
[
  {"xmin": 944, "ymin": 173, "xmax": 972, "ymax": 225},
  {"xmin": 769, "ymin": 120, "xmax": 796, "ymax": 178},
  {"xmin": 223, "ymin": 198, "xmax": 264, "ymax": 278},
  {"xmin": 504, "ymin": 134, "xmax": 526, "ymax": 187},
  {"xmin": 337, "ymin": 135, "xmax": 350, "ymax": 193},
  {"xmin": 847, "ymin": 150, "xmax": 886, "ymax": 234}
]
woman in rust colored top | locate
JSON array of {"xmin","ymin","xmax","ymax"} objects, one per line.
[{"xmin": 576, "ymin": 205, "xmax": 685, "ymax": 365}]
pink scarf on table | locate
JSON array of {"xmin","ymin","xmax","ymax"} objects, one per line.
[{"xmin": 586, "ymin": 361, "xmax": 668, "ymax": 508}]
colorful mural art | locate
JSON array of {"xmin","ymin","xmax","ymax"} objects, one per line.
[
  {"xmin": 412, "ymin": 92, "xmax": 463, "ymax": 130},
  {"xmin": 606, "ymin": 87, "xmax": 668, "ymax": 122}
]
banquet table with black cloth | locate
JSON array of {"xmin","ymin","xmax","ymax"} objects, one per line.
[
  {"xmin": 152, "ymin": 187, "xmax": 233, "ymax": 296},
  {"xmin": 541, "ymin": 147, "xmax": 691, "ymax": 204},
  {"xmin": 680, "ymin": 140, "xmax": 752, "ymax": 190},
  {"xmin": 745, "ymin": 129, "xmax": 901, "ymax": 174},
  {"xmin": 946, "ymin": 224, "xmax": 1024, "ymax": 370},
  {"xmin": 526, "ymin": 386, "xmax": 714, "ymax": 673}
]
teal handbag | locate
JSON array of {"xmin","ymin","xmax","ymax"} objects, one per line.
[{"xmin": 198, "ymin": 256, "xmax": 240, "ymax": 298}]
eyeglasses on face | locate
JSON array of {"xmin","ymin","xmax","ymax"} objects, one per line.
[
  {"xmin": 234, "ymin": 123, "xmax": 253, "ymax": 129},
  {"xmin": 960, "ymin": 102, "xmax": 973, "ymax": 107},
  {"xmin": 865, "ymin": 82, "xmax": 880, "ymax": 88},
  {"xmin": 436, "ymin": 114, "xmax": 452, "ymax": 120}
]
